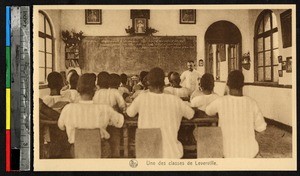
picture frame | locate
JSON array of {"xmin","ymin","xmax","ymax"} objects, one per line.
[
  {"xmin": 85, "ymin": 9, "xmax": 102, "ymax": 25},
  {"xmin": 278, "ymin": 55, "xmax": 282, "ymax": 63},
  {"xmin": 134, "ymin": 18, "xmax": 147, "ymax": 34},
  {"xmin": 180, "ymin": 9, "xmax": 196, "ymax": 24},
  {"xmin": 280, "ymin": 9, "xmax": 292, "ymax": 48},
  {"xmin": 286, "ymin": 57, "xmax": 292, "ymax": 73},
  {"xmin": 282, "ymin": 61, "xmax": 287, "ymax": 70}
]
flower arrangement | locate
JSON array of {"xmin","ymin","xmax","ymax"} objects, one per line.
[{"xmin": 61, "ymin": 30, "xmax": 84, "ymax": 47}]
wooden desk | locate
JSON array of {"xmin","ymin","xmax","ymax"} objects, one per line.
[{"xmin": 122, "ymin": 112, "xmax": 218, "ymax": 158}]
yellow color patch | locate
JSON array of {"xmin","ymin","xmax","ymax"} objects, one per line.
[{"xmin": 6, "ymin": 89, "xmax": 10, "ymax": 129}]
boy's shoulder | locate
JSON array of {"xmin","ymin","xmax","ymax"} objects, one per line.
[
  {"xmin": 222, "ymin": 95, "xmax": 257, "ymax": 103},
  {"xmin": 163, "ymin": 92, "xmax": 183, "ymax": 101}
]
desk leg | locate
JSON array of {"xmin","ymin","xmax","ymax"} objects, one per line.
[{"xmin": 123, "ymin": 126, "xmax": 128, "ymax": 158}]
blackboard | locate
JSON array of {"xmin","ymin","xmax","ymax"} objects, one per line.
[{"xmin": 80, "ymin": 36, "xmax": 197, "ymax": 75}]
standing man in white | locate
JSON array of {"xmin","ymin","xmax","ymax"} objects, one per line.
[{"xmin": 180, "ymin": 60, "xmax": 202, "ymax": 93}]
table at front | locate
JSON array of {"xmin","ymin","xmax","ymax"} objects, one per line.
[{"xmin": 122, "ymin": 115, "xmax": 218, "ymax": 158}]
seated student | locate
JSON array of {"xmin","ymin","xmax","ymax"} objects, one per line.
[
  {"xmin": 132, "ymin": 71, "xmax": 148, "ymax": 93},
  {"xmin": 164, "ymin": 72, "xmax": 191, "ymax": 101},
  {"xmin": 61, "ymin": 72, "xmax": 80, "ymax": 103},
  {"xmin": 41, "ymin": 72, "xmax": 70, "ymax": 147},
  {"xmin": 165, "ymin": 71, "xmax": 174, "ymax": 87},
  {"xmin": 58, "ymin": 73, "xmax": 124, "ymax": 158},
  {"xmin": 130, "ymin": 74, "xmax": 149, "ymax": 100},
  {"xmin": 126, "ymin": 67, "xmax": 194, "ymax": 158},
  {"xmin": 39, "ymin": 99, "xmax": 70, "ymax": 158},
  {"xmin": 119, "ymin": 73, "xmax": 131, "ymax": 94},
  {"xmin": 61, "ymin": 69, "xmax": 78, "ymax": 92},
  {"xmin": 42, "ymin": 72, "xmax": 70, "ymax": 107},
  {"xmin": 191, "ymin": 73, "xmax": 219, "ymax": 111},
  {"xmin": 206, "ymin": 70, "xmax": 267, "ymax": 158},
  {"xmin": 93, "ymin": 72, "xmax": 126, "ymax": 112},
  {"xmin": 93, "ymin": 72, "xmax": 126, "ymax": 158},
  {"xmin": 190, "ymin": 88, "xmax": 204, "ymax": 102},
  {"xmin": 109, "ymin": 73, "xmax": 121, "ymax": 89}
]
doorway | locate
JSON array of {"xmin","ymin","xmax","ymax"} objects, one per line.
[{"xmin": 204, "ymin": 20, "xmax": 242, "ymax": 81}]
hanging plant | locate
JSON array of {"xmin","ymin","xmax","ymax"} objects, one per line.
[{"xmin": 62, "ymin": 30, "xmax": 85, "ymax": 47}]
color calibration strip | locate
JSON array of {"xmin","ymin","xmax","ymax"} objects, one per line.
[{"xmin": 6, "ymin": 6, "xmax": 11, "ymax": 172}]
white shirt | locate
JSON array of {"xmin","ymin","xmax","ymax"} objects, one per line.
[
  {"xmin": 118, "ymin": 86, "xmax": 130, "ymax": 96},
  {"xmin": 61, "ymin": 89, "xmax": 80, "ymax": 103},
  {"xmin": 42, "ymin": 95, "xmax": 70, "ymax": 107},
  {"xmin": 191, "ymin": 93, "xmax": 220, "ymax": 111},
  {"xmin": 164, "ymin": 86, "xmax": 191, "ymax": 98},
  {"xmin": 93, "ymin": 88, "xmax": 126, "ymax": 111},
  {"xmin": 180, "ymin": 70, "xmax": 201, "ymax": 92},
  {"xmin": 205, "ymin": 95, "xmax": 267, "ymax": 158},
  {"xmin": 126, "ymin": 92, "xmax": 194, "ymax": 158},
  {"xmin": 190, "ymin": 89, "xmax": 204, "ymax": 101},
  {"xmin": 58, "ymin": 101, "xmax": 124, "ymax": 144}
]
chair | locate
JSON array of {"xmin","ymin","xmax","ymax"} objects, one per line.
[
  {"xmin": 135, "ymin": 128, "xmax": 162, "ymax": 158},
  {"xmin": 74, "ymin": 129, "xmax": 101, "ymax": 158},
  {"xmin": 194, "ymin": 127, "xmax": 223, "ymax": 158}
]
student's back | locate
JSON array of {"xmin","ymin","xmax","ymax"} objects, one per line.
[
  {"xmin": 164, "ymin": 72, "xmax": 191, "ymax": 99},
  {"xmin": 42, "ymin": 95, "xmax": 70, "ymax": 107},
  {"xmin": 126, "ymin": 67, "xmax": 194, "ymax": 158},
  {"xmin": 127, "ymin": 92, "xmax": 194, "ymax": 158},
  {"xmin": 93, "ymin": 88, "xmax": 125, "ymax": 111},
  {"xmin": 58, "ymin": 102, "xmax": 124, "ymax": 144},
  {"xmin": 164, "ymin": 86, "xmax": 190, "ymax": 98},
  {"xmin": 191, "ymin": 93, "xmax": 219, "ymax": 111},
  {"xmin": 205, "ymin": 70, "xmax": 266, "ymax": 158},
  {"xmin": 191, "ymin": 73, "xmax": 219, "ymax": 111},
  {"xmin": 206, "ymin": 95, "xmax": 266, "ymax": 157}
]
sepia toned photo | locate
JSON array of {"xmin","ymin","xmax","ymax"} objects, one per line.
[{"xmin": 33, "ymin": 5, "xmax": 296, "ymax": 171}]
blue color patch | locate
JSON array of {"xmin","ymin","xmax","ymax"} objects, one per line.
[{"xmin": 6, "ymin": 6, "xmax": 11, "ymax": 46}]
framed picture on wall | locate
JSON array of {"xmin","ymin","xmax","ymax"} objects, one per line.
[
  {"xmin": 282, "ymin": 61, "xmax": 287, "ymax": 70},
  {"xmin": 286, "ymin": 57, "xmax": 292, "ymax": 73},
  {"xmin": 278, "ymin": 55, "xmax": 283, "ymax": 63},
  {"xmin": 85, "ymin": 9, "xmax": 102, "ymax": 25},
  {"xmin": 180, "ymin": 9, "xmax": 196, "ymax": 24},
  {"xmin": 134, "ymin": 18, "xmax": 147, "ymax": 34},
  {"xmin": 280, "ymin": 9, "xmax": 292, "ymax": 48}
]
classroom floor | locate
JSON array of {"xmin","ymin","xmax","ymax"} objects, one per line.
[
  {"xmin": 256, "ymin": 124, "xmax": 292, "ymax": 158},
  {"xmin": 45, "ymin": 124, "xmax": 292, "ymax": 159},
  {"xmin": 183, "ymin": 124, "xmax": 293, "ymax": 158}
]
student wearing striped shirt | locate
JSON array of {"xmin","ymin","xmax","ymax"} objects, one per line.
[
  {"xmin": 126, "ymin": 67, "xmax": 195, "ymax": 158},
  {"xmin": 58, "ymin": 73, "xmax": 124, "ymax": 158},
  {"xmin": 93, "ymin": 72, "xmax": 126, "ymax": 158},
  {"xmin": 191, "ymin": 73, "xmax": 219, "ymax": 111},
  {"xmin": 164, "ymin": 72, "xmax": 191, "ymax": 101},
  {"xmin": 93, "ymin": 72, "xmax": 126, "ymax": 112},
  {"xmin": 206, "ymin": 70, "xmax": 267, "ymax": 158}
]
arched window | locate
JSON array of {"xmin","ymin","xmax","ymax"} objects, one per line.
[
  {"xmin": 39, "ymin": 11, "xmax": 54, "ymax": 84},
  {"xmin": 254, "ymin": 10, "xmax": 279, "ymax": 82}
]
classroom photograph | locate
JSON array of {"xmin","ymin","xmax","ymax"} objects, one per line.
[{"xmin": 33, "ymin": 5, "xmax": 295, "ymax": 163}]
